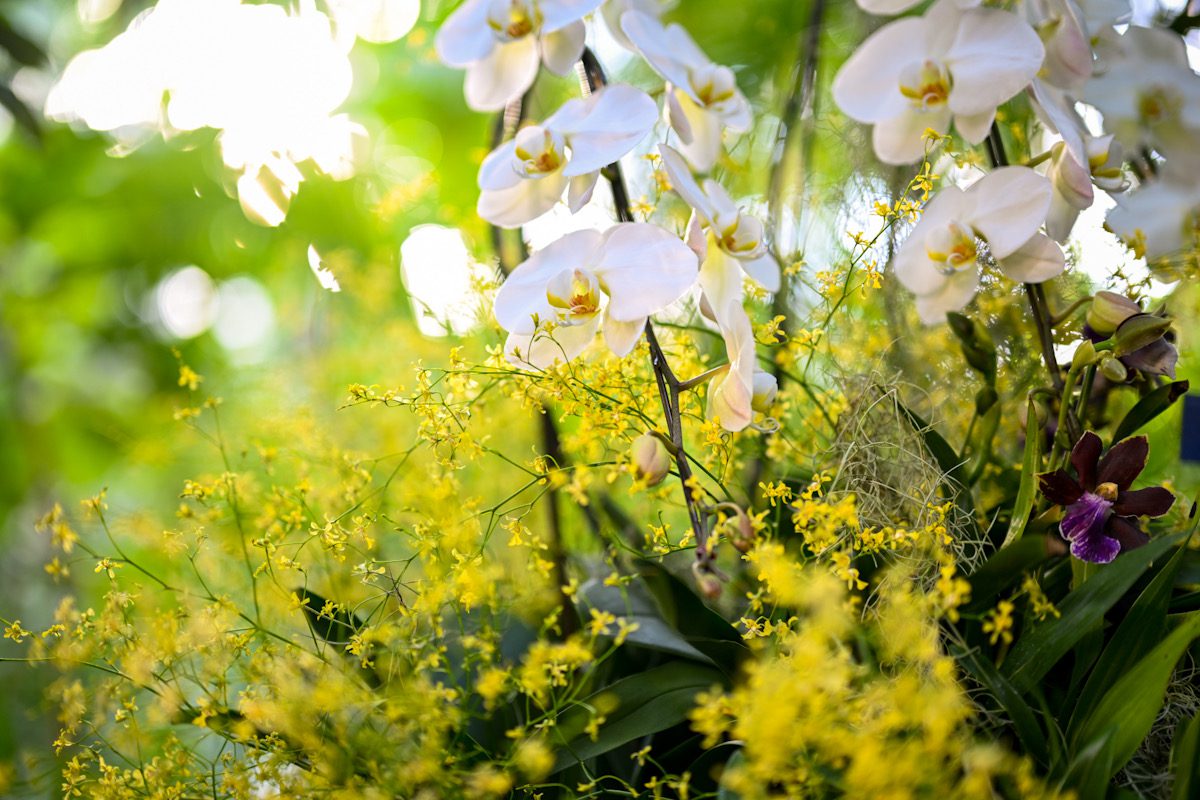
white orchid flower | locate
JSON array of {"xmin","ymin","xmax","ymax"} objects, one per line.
[
  {"xmin": 620, "ymin": 10, "xmax": 751, "ymax": 171},
  {"xmin": 435, "ymin": 0, "xmax": 604, "ymax": 111},
  {"xmin": 894, "ymin": 167, "xmax": 1065, "ymax": 324},
  {"xmin": 1026, "ymin": 0, "xmax": 1092, "ymax": 94},
  {"xmin": 1083, "ymin": 26, "xmax": 1200, "ymax": 171},
  {"xmin": 707, "ymin": 300, "xmax": 756, "ymax": 432},
  {"xmin": 600, "ymin": 0, "xmax": 674, "ymax": 50},
  {"xmin": 853, "ymin": 0, "xmax": 978, "ymax": 18},
  {"xmin": 658, "ymin": 144, "xmax": 779, "ymax": 327},
  {"xmin": 832, "ymin": 0, "xmax": 1044, "ymax": 165},
  {"xmin": 477, "ymin": 84, "xmax": 657, "ymax": 228},
  {"xmin": 1031, "ymin": 83, "xmax": 1127, "ymax": 242},
  {"xmin": 494, "ymin": 223, "xmax": 699, "ymax": 368},
  {"xmin": 1107, "ymin": 178, "xmax": 1200, "ymax": 264}
]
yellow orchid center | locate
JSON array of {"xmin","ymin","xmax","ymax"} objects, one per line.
[
  {"xmin": 546, "ymin": 269, "xmax": 601, "ymax": 323},
  {"xmin": 899, "ymin": 60, "xmax": 952, "ymax": 111},
  {"xmin": 486, "ymin": 0, "xmax": 541, "ymax": 42},
  {"xmin": 925, "ymin": 221, "xmax": 977, "ymax": 274},
  {"xmin": 512, "ymin": 126, "xmax": 566, "ymax": 177},
  {"xmin": 1137, "ymin": 86, "xmax": 1181, "ymax": 126},
  {"xmin": 1096, "ymin": 482, "xmax": 1119, "ymax": 501},
  {"xmin": 688, "ymin": 64, "xmax": 736, "ymax": 108}
]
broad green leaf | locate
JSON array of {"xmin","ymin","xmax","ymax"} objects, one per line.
[
  {"xmin": 1001, "ymin": 532, "xmax": 1185, "ymax": 693},
  {"xmin": 1170, "ymin": 712, "xmax": 1200, "ymax": 800},
  {"xmin": 952, "ymin": 645, "xmax": 1049, "ymax": 765},
  {"xmin": 964, "ymin": 535, "xmax": 1052, "ymax": 615},
  {"xmin": 552, "ymin": 661, "xmax": 725, "ymax": 772},
  {"xmin": 295, "ymin": 588, "xmax": 381, "ymax": 688},
  {"xmin": 1002, "ymin": 396, "xmax": 1043, "ymax": 548},
  {"xmin": 1111, "ymin": 380, "xmax": 1190, "ymax": 444},
  {"xmin": 1057, "ymin": 732, "xmax": 1115, "ymax": 797},
  {"xmin": 578, "ymin": 578, "xmax": 714, "ymax": 665},
  {"xmin": 1070, "ymin": 612, "xmax": 1200, "ymax": 781},
  {"xmin": 636, "ymin": 560, "xmax": 743, "ymax": 644},
  {"xmin": 1068, "ymin": 544, "xmax": 1186, "ymax": 735},
  {"xmin": 717, "ymin": 750, "xmax": 746, "ymax": 800}
]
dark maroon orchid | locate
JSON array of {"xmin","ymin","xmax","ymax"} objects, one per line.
[{"xmin": 1037, "ymin": 432, "xmax": 1175, "ymax": 564}]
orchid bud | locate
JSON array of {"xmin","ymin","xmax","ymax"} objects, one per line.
[
  {"xmin": 691, "ymin": 562, "xmax": 723, "ymax": 600},
  {"xmin": 1113, "ymin": 314, "xmax": 1172, "ymax": 356},
  {"xmin": 1086, "ymin": 291, "xmax": 1140, "ymax": 336},
  {"xmin": 1071, "ymin": 340, "xmax": 1098, "ymax": 370},
  {"xmin": 630, "ymin": 433, "xmax": 671, "ymax": 487},
  {"xmin": 716, "ymin": 504, "xmax": 756, "ymax": 553},
  {"xmin": 1099, "ymin": 353, "xmax": 1128, "ymax": 383},
  {"xmin": 751, "ymin": 372, "xmax": 778, "ymax": 414}
]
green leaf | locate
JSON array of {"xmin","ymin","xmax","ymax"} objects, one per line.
[
  {"xmin": 1057, "ymin": 731, "xmax": 1115, "ymax": 797},
  {"xmin": 0, "ymin": 16, "xmax": 45, "ymax": 66},
  {"xmin": 1002, "ymin": 396, "xmax": 1044, "ymax": 548},
  {"xmin": 1070, "ymin": 612, "xmax": 1200, "ymax": 780},
  {"xmin": 552, "ymin": 661, "xmax": 725, "ymax": 772},
  {"xmin": 964, "ymin": 536, "xmax": 1052, "ymax": 615},
  {"xmin": 1170, "ymin": 712, "xmax": 1200, "ymax": 800},
  {"xmin": 717, "ymin": 750, "xmax": 746, "ymax": 800},
  {"xmin": 1069, "ymin": 544, "xmax": 1186, "ymax": 735},
  {"xmin": 952, "ymin": 644, "xmax": 1049, "ymax": 764},
  {"xmin": 1001, "ymin": 532, "xmax": 1185, "ymax": 693},
  {"xmin": 1111, "ymin": 380, "xmax": 1190, "ymax": 444},
  {"xmin": 636, "ymin": 560, "xmax": 743, "ymax": 644},
  {"xmin": 578, "ymin": 578, "xmax": 714, "ymax": 665}
]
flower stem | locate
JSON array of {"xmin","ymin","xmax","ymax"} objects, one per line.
[{"xmin": 578, "ymin": 45, "xmax": 714, "ymax": 569}]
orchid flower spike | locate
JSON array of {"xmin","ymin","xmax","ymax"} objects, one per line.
[
  {"xmin": 894, "ymin": 166, "xmax": 1065, "ymax": 324},
  {"xmin": 832, "ymin": 0, "xmax": 1044, "ymax": 165},
  {"xmin": 477, "ymin": 85, "xmax": 657, "ymax": 228},
  {"xmin": 435, "ymin": 0, "xmax": 604, "ymax": 111},
  {"xmin": 658, "ymin": 144, "xmax": 779, "ymax": 326},
  {"xmin": 620, "ymin": 10, "xmax": 751, "ymax": 171},
  {"xmin": 493, "ymin": 223, "xmax": 698, "ymax": 368}
]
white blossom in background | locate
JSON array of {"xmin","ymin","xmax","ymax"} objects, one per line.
[
  {"xmin": 853, "ymin": 0, "xmax": 977, "ymax": 18},
  {"xmin": 1083, "ymin": 26, "xmax": 1200, "ymax": 172},
  {"xmin": 1031, "ymin": 83, "xmax": 1127, "ymax": 242},
  {"xmin": 894, "ymin": 167, "xmax": 1065, "ymax": 323},
  {"xmin": 493, "ymin": 223, "xmax": 698, "ymax": 368},
  {"xmin": 658, "ymin": 144, "xmax": 778, "ymax": 328},
  {"xmin": 45, "ymin": 0, "xmax": 368, "ymax": 227},
  {"xmin": 477, "ymin": 84, "xmax": 656, "ymax": 228},
  {"xmin": 600, "ymin": 0, "xmax": 674, "ymax": 50},
  {"xmin": 832, "ymin": 0, "xmax": 1044, "ymax": 165},
  {"xmin": 327, "ymin": 0, "xmax": 421, "ymax": 44},
  {"xmin": 1106, "ymin": 178, "xmax": 1200, "ymax": 264},
  {"xmin": 435, "ymin": 0, "xmax": 604, "ymax": 111},
  {"xmin": 620, "ymin": 10, "xmax": 751, "ymax": 171},
  {"xmin": 1026, "ymin": 0, "xmax": 1092, "ymax": 94}
]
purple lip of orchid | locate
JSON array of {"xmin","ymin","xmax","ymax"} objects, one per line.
[{"xmin": 1037, "ymin": 431, "xmax": 1175, "ymax": 564}]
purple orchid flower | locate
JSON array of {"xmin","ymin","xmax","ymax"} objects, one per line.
[{"xmin": 1037, "ymin": 431, "xmax": 1175, "ymax": 564}]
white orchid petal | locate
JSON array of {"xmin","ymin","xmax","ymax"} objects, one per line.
[
  {"xmin": 464, "ymin": 36, "xmax": 539, "ymax": 111},
  {"xmin": 1045, "ymin": 195, "xmax": 1082, "ymax": 243},
  {"xmin": 913, "ymin": 268, "xmax": 979, "ymax": 324},
  {"xmin": 698, "ymin": 239, "xmax": 744, "ymax": 329},
  {"xmin": 435, "ymin": 0, "xmax": 494, "ymax": 67},
  {"xmin": 665, "ymin": 87, "xmax": 694, "ymax": 144},
  {"xmin": 893, "ymin": 186, "xmax": 964, "ymax": 295},
  {"xmin": 567, "ymin": 171, "xmax": 599, "ymax": 212},
  {"xmin": 999, "ymin": 232, "xmax": 1065, "ymax": 283},
  {"xmin": 494, "ymin": 229, "xmax": 604, "ymax": 333},
  {"xmin": 540, "ymin": 20, "xmax": 585, "ymax": 75},
  {"xmin": 964, "ymin": 166, "xmax": 1052, "ymax": 259},
  {"xmin": 872, "ymin": 107, "xmax": 951, "ymax": 165},
  {"xmin": 506, "ymin": 315, "xmax": 600, "ymax": 368},
  {"xmin": 741, "ymin": 252, "xmax": 780, "ymax": 292},
  {"xmin": 593, "ymin": 223, "xmax": 699, "ymax": 321},
  {"xmin": 603, "ymin": 314, "xmax": 646, "ymax": 357},
  {"xmin": 954, "ymin": 107, "xmax": 995, "ymax": 145},
  {"xmin": 945, "ymin": 9, "xmax": 1044, "ymax": 117},
  {"xmin": 855, "ymin": 0, "xmax": 922, "ymax": 14},
  {"xmin": 539, "ymin": 0, "xmax": 605, "ymax": 34},
  {"xmin": 832, "ymin": 16, "xmax": 931, "ymax": 124},
  {"xmin": 477, "ymin": 169, "xmax": 570, "ymax": 228},
  {"xmin": 707, "ymin": 302, "xmax": 755, "ymax": 432},
  {"xmin": 477, "ymin": 139, "xmax": 522, "ymax": 190},
  {"xmin": 621, "ymin": 11, "xmax": 706, "ymax": 100},
  {"xmin": 659, "ymin": 144, "xmax": 715, "ymax": 225},
  {"xmin": 675, "ymin": 94, "xmax": 723, "ymax": 171},
  {"xmin": 559, "ymin": 85, "xmax": 657, "ymax": 175}
]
